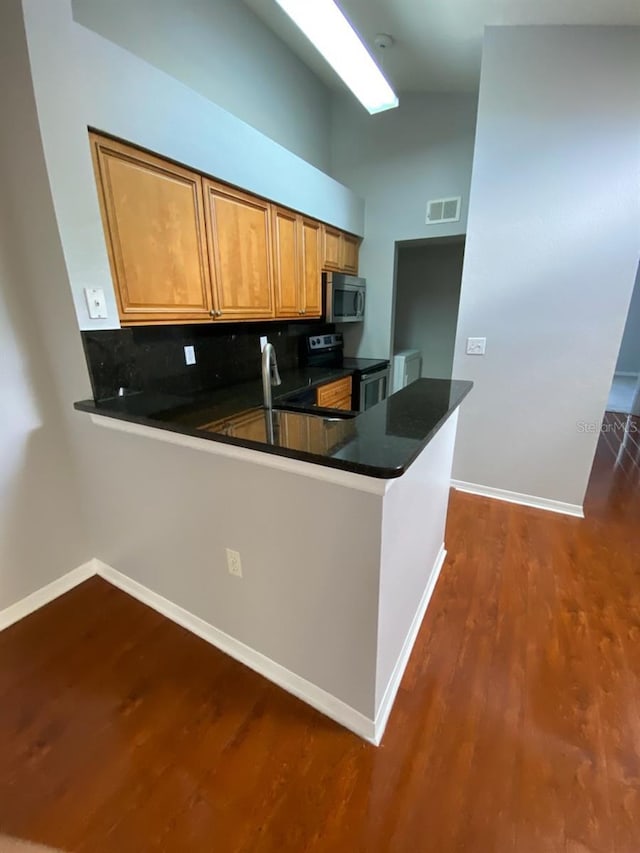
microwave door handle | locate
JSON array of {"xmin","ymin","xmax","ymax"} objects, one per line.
[{"xmin": 357, "ymin": 291, "xmax": 364, "ymax": 316}]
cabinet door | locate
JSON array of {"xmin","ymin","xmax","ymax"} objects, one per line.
[
  {"xmin": 341, "ymin": 233, "xmax": 360, "ymax": 274},
  {"xmin": 300, "ymin": 218, "xmax": 323, "ymax": 317},
  {"xmin": 272, "ymin": 206, "xmax": 302, "ymax": 318},
  {"xmin": 204, "ymin": 180, "xmax": 274, "ymax": 320},
  {"xmin": 332, "ymin": 395, "xmax": 353, "ymax": 411},
  {"xmin": 316, "ymin": 376, "xmax": 353, "ymax": 408},
  {"xmin": 90, "ymin": 133, "xmax": 213, "ymax": 324},
  {"xmin": 322, "ymin": 225, "xmax": 341, "ymax": 271}
]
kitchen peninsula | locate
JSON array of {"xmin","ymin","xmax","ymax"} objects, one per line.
[
  {"xmin": 23, "ymin": 0, "xmax": 473, "ymax": 750},
  {"xmin": 75, "ymin": 374, "xmax": 471, "ymax": 744}
]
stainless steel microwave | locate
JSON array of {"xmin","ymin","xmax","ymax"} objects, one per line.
[{"xmin": 325, "ymin": 273, "xmax": 366, "ymax": 323}]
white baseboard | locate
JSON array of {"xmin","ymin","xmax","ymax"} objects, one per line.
[
  {"xmin": 2, "ymin": 554, "xmax": 444, "ymax": 746},
  {"xmin": 372, "ymin": 544, "xmax": 447, "ymax": 746},
  {"xmin": 0, "ymin": 560, "xmax": 96, "ymax": 632},
  {"xmin": 93, "ymin": 560, "xmax": 377, "ymax": 743},
  {"xmin": 451, "ymin": 480, "xmax": 584, "ymax": 518}
]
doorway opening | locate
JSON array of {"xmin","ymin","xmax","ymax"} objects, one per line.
[
  {"xmin": 390, "ymin": 235, "xmax": 465, "ymax": 391},
  {"xmin": 606, "ymin": 262, "xmax": 640, "ymax": 416}
]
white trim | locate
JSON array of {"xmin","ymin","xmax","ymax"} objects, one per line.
[
  {"xmin": 89, "ymin": 414, "xmax": 390, "ymax": 496},
  {"xmin": 372, "ymin": 545, "xmax": 447, "ymax": 746},
  {"xmin": 94, "ymin": 561, "xmax": 378, "ymax": 743},
  {"xmin": 1, "ymin": 553, "xmax": 454, "ymax": 745},
  {"xmin": 0, "ymin": 560, "xmax": 96, "ymax": 632},
  {"xmin": 451, "ymin": 480, "xmax": 584, "ymax": 518}
]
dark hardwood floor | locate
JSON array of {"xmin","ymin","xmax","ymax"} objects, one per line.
[{"xmin": 1, "ymin": 415, "xmax": 640, "ymax": 852}]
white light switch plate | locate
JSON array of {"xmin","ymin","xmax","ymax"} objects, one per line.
[
  {"xmin": 467, "ymin": 337, "xmax": 487, "ymax": 355},
  {"xmin": 84, "ymin": 287, "xmax": 108, "ymax": 319},
  {"xmin": 184, "ymin": 345, "xmax": 196, "ymax": 366},
  {"xmin": 260, "ymin": 336, "xmax": 268, "ymax": 352}
]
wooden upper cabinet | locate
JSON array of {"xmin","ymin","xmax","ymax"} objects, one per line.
[
  {"xmin": 322, "ymin": 225, "xmax": 342, "ymax": 271},
  {"xmin": 341, "ymin": 233, "xmax": 360, "ymax": 274},
  {"xmin": 322, "ymin": 224, "xmax": 360, "ymax": 274},
  {"xmin": 300, "ymin": 218, "xmax": 322, "ymax": 317},
  {"xmin": 272, "ymin": 206, "xmax": 302, "ymax": 317},
  {"xmin": 90, "ymin": 133, "xmax": 213, "ymax": 324},
  {"xmin": 203, "ymin": 180, "xmax": 274, "ymax": 320},
  {"xmin": 272, "ymin": 209, "xmax": 323, "ymax": 319},
  {"xmin": 90, "ymin": 132, "xmax": 357, "ymax": 326}
]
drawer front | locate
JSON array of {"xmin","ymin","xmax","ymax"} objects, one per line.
[
  {"xmin": 316, "ymin": 376, "xmax": 353, "ymax": 408},
  {"xmin": 331, "ymin": 394, "xmax": 353, "ymax": 411}
]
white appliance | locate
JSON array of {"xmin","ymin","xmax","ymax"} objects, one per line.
[{"xmin": 393, "ymin": 349, "xmax": 422, "ymax": 392}]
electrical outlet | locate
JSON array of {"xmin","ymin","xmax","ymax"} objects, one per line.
[
  {"xmin": 260, "ymin": 336, "xmax": 268, "ymax": 352},
  {"xmin": 184, "ymin": 345, "xmax": 196, "ymax": 366},
  {"xmin": 226, "ymin": 548, "xmax": 242, "ymax": 578},
  {"xmin": 466, "ymin": 337, "xmax": 487, "ymax": 355}
]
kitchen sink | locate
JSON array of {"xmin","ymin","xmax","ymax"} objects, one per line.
[
  {"xmin": 273, "ymin": 403, "xmax": 356, "ymax": 420},
  {"xmin": 200, "ymin": 406, "xmax": 356, "ymax": 453}
]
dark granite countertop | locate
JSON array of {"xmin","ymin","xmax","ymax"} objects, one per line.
[
  {"xmin": 74, "ymin": 372, "xmax": 472, "ymax": 479},
  {"xmin": 342, "ymin": 357, "xmax": 390, "ymax": 373}
]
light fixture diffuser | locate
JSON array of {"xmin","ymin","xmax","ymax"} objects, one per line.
[{"xmin": 273, "ymin": 0, "xmax": 399, "ymax": 114}]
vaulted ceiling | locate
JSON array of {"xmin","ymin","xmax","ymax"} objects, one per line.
[{"xmin": 243, "ymin": 0, "xmax": 640, "ymax": 92}]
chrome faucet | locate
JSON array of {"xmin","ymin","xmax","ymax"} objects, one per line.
[{"xmin": 261, "ymin": 342, "xmax": 282, "ymax": 412}]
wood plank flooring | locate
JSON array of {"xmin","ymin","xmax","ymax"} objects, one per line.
[{"xmin": 1, "ymin": 415, "xmax": 640, "ymax": 852}]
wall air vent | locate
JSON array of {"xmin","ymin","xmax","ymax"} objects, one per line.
[{"xmin": 426, "ymin": 196, "xmax": 461, "ymax": 225}]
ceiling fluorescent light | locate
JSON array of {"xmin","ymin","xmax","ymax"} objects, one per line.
[{"xmin": 273, "ymin": 0, "xmax": 399, "ymax": 114}]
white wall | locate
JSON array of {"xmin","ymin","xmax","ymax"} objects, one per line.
[
  {"xmin": 92, "ymin": 422, "xmax": 382, "ymax": 717},
  {"xmin": 615, "ymin": 264, "xmax": 640, "ymax": 375},
  {"xmin": 377, "ymin": 410, "xmax": 457, "ymax": 714},
  {"xmin": 23, "ymin": 0, "xmax": 363, "ymax": 332},
  {"xmin": 71, "ymin": 0, "xmax": 332, "ymax": 172},
  {"xmin": 330, "ymin": 93, "xmax": 478, "ymax": 359},
  {"xmin": 0, "ymin": 0, "xmax": 92, "ymax": 610},
  {"xmin": 452, "ymin": 26, "xmax": 640, "ymax": 508},
  {"xmin": 393, "ymin": 240, "xmax": 465, "ymax": 379}
]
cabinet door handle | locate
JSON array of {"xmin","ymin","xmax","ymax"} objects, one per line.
[{"xmin": 209, "ymin": 309, "xmax": 216, "ymax": 317}]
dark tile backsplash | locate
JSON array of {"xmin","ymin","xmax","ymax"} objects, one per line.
[{"xmin": 82, "ymin": 321, "xmax": 332, "ymax": 401}]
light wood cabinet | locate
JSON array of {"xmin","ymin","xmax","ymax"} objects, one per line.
[
  {"xmin": 203, "ymin": 180, "xmax": 274, "ymax": 321},
  {"xmin": 90, "ymin": 133, "xmax": 213, "ymax": 324},
  {"xmin": 300, "ymin": 218, "xmax": 322, "ymax": 317},
  {"xmin": 316, "ymin": 376, "xmax": 353, "ymax": 410},
  {"xmin": 272, "ymin": 206, "xmax": 301, "ymax": 318},
  {"xmin": 332, "ymin": 395, "xmax": 353, "ymax": 411},
  {"xmin": 322, "ymin": 225, "xmax": 360, "ymax": 275},
  {"xmin": 341, "ymin": 233, "xmax": 360, "ymax": 274},
  {"xmin": 90, "ymin": 132, "xmax": 356, "ymax": 325},
  {"xmin": 322, "ymin": 225, "xmax": 342, "ymax": 271},
  {"xmin": 272, "ymin": 209, "xmax": 323, "ymax": 319}
]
